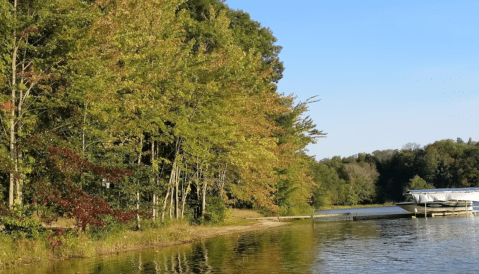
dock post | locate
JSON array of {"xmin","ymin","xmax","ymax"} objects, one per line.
[{"xmin": 425, "ymin": 194, "xmax": 427, "ymax": 218}]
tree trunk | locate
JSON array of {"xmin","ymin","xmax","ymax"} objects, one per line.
[
  {"xmin": 152, "ymin": 193, "xmax": 156, "ymax": 221},
  {"xmin": 175, "ymin": 163, "xmax": 179, "ymax": 219},
  {"xmin": 219, "ymin": 164, "xmax": 227, "ymax": 191},
  {"xmin": 163, "ymin": 154, "xmax": 178, "ymax": 221},
  {"xmin": 16, "ymin": 65, "xmax": 25, "ymax": 205},
  {"xmin": 151, "ymin": 141, "xmax": 156, "ymax": 220},
  {"xmin": 136, "ymin": 191, "xmax": 140, "ymax": 229},
  {"xmin": 201, "ymin": 180, "xmax": 207, "ymax": 220},
  {"xmin": 136, "ymin": 136, "xmax": 143, "ymax": 230},
  {"xmin": 9, "ymin": 0, "xmax": 18, "ymax": 208},
  {"xmin": 181, "ymin": 180, "xmax": 191, "ymax": 219},
  {"xmin": 80, "ymin": 110, "xmax": 87, "ymax": 190},
  {"xmin": 168, "ymin": 161, "xmax": 177, "ymax": 219},
  {"xmin": 160, "ymin": 187, "xmax": 170, "ymax": 222},
  {"xmin": 169, "ymin": 185, "xmax": 174, "ymax": 218}
]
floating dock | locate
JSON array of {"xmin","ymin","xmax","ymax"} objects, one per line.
[
  {"xmin": 352, "ymin": 213, "xmax": 414, "ymax": 221},
  {"xmin": 343, "ymin": 211, "xmax": 476, "ymax": 221},
  {"xmin": 245, "ymin": 214, "xmax": 342, "ymax": 221},
  {"xmin": 246, "ymin": 210, "xmax": 477, "ymax": 222}
]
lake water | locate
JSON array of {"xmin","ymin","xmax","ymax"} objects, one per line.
[{"xmin": 4, "ymin": 206, "xmax": 479, "ymax": 273}]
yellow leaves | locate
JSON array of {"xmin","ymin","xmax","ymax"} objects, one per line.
[{"xmin": 18, "ymin": 83, "xmax": 27, "ymax": 90}]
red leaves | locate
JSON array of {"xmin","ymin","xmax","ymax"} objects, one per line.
[
  {"xmin": 0, "ymin": 100, "xmax": 15, "ymax": 112},
  {"xmin": 19, "ymin": 27, "xmax": 39, "ymax": 36},
  {"xmin": 112, "ymin": 210, "xmax": 138, "ymax": 224},
  {"xmin": 68, "ymin": 192, "xmax": 113, "ymax": 230},
  {"xmin": 48, "ymin": 146, "xmax": 132, "ymax": 182},
  {"xmin": 47, "ymin": 228, "xmax": 64, "ymax": 252},
  {"xmin": 34, "ymin": 181, "xmax": 134, "ymax": 230},
  {"xmin": 0, "ymin": 205, "xmax": 10, "ymax": 216}
]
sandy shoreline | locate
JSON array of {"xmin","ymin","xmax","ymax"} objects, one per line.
[
  {"xmin": 94, "ymin": 219, "xmax": 290, "ymax": 256},
  {"xmin": 188, "ymin": 220, "xmax": 289, "ymax": 240}
]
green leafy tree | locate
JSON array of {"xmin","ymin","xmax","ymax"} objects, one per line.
[
  {"xmin": 407, "ymin": 175, "xmax": 434, "ymax": 190},
  {"xmin": 0, "ymin": 0, "xmax": 94, "ymax": 207}
]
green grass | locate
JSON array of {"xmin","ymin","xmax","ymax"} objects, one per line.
[
  {"xmin": 216, "ymin": 208, "xmax": 260, "ymax": 226},
  {"xmin": 0, "ymin": 234, "xmax": 48, "ymax": 267},
  {"xmin": 0, "ymin": 219, "xmax": 194, "ymax": 269}
]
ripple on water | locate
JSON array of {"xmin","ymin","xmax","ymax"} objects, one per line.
[{"xmin": 313, "ymin": 217, "xmax": 479, "ymax": 273}]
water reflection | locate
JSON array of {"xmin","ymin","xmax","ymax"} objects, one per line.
[{"xmin": 5, "ymin": 212, "xmax": 479, "ymax": 273}]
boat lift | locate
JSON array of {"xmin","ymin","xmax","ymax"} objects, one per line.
[{"xmin": 397, "ymin": 188, "xmax": 479, "ymax": 217}]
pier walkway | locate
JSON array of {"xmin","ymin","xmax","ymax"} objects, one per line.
[{"xmin": 245, "ymin": 210, "xmax": 476, "ymax": 222}]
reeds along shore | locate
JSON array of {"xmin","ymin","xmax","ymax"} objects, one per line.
[
  {"xmin": 0, "ymin": 219, "xmax": 189, "ymax": 267},
  {"xmin": 0, "ymin": 209, "xmax": 281, "ymax": 269}
]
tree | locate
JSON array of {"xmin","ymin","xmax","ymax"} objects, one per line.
[
  {"xmin": 402, "ymin": 142, "xmax": 421, "ymax": 151},
  {"xmin": 0, "ymin": 0, "xmax": 94, "ymax": 207},
  {"xmin": 407, "ymin": 175, "xmax": 434, "ymax": 190}
]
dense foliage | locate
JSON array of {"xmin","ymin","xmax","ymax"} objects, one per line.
[
  {"xmin": 0, "ymin": 0, "xmax": 324, "ymax": 231},
  {"xmin": 311, "ymin": 139, "xmax": 479, "ymax": 205}
]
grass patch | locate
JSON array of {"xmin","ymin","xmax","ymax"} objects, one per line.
[
  {"xmin": 218, "ymin": 209, "xmax": 262, "ymax": 226},
  {"xmin": 0, "ymin": 234, "xmax": 48, "ymax": 267},
  {"xmin": 0, "ymin": 219, "xmax": 194, "ymax": 269}
]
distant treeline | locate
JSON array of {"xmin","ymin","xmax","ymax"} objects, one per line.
[{"xmin": 311, "ymin": 138, "xmax": 479, "ymax": 206}]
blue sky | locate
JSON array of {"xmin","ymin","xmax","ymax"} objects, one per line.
[{"xmin": 225, "ymin": 0, "xmax": 479, "ymax": 160}]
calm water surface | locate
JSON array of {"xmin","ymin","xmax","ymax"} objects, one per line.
[{"xmin": 4, "ymin": 206, "xmax": 479, "ymax": 273}]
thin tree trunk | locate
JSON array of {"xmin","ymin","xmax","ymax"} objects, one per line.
[
  {"xmin": 169, "ymin": 185, "xmax": 174, "ymax": 218},
  {"xmin": 80, "ymin": 110, "xmax": 87, "ymax": 190},
  {"xmin": 16, "ymin": 15, "xmax": 31, "ymax": 206},
  {"xmin": 180, "ymin": 164, "xmax": 194, "ymax": 219},
  {"xmin": 9, "ymin": 0, "xmax": 18, "ymax": 208},
  {"xmin": 16, "ymin": 127, "xmax": 22, "ymax": 204},
  {"xmin": 166, "ymin": 138, "xmax": 181, "ymax": 219},
  {"xmin": 181, "ymin": 181, "xmax": 191, "ymax": 219},
  {"xmin": 151, "ymin": 141, "xmax": 156, "ymax": 220},
  {"xmin": 169, "ymin": 161, "xmax": 177, "ymax": 219},
  {"xmin": 220, "ymin": 164, "xmax": 227, "ymax": 191},
  {"xmin": 161, "ymin": 187, "xmax": 170, "ymax": 222},
  {"xmin": 16, "ymin": 64, "xmax": 25, "ymax": 205},
  {"xmin": 173, "ymin": 138, "xmax": 181, "ymax": 219},
  {"xmin": 163, "ymin": 153, "xmax": 178, "ymax": 221},
  {"xmin": 201, "ymin": 180, "xmax": 207, "ymax": 220},
  {"xmin": 175, "ymin": 162, "xmax": 179, "ymax": 219},
  {"xmin": 136, "ymin": 136, "xmax": 142, "ymax": 230},
  {"xmin": 152, "ymin": 194, "xmax": 156, "ymax": 221}
]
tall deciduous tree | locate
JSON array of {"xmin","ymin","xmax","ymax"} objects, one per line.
[{"xmin": 0, "ymin": 0, "xmax": 94, "ymax": 207}]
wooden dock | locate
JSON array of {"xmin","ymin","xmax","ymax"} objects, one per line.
[
  {"xmin": 353, "ymin": 210, "xmax": 477, "ymax": 220},
  {"xmin": 246, "ymin": 211, "xmax": 477, "ymax": 222},
  {"xmin": 429, "ymin": 211, "xmax": 477, "ymax": 217},
  {"xmin": 245, "ymin": 214, "xmax": 342, "ymax": 221},
  {"xmin": 353, "ymin": 213, "xmax": 413, "ymax": 221},
  {"xmin": 245, "ymin": 209, "xmax": 478, "ymax": 222},
  {"xmin": 246, "ymin": 213, "xmax": 415, "ymax": 221}
]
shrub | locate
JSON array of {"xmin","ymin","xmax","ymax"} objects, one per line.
[
  {"xmin": 203, "ymin": 196, "xmax": 227, "ymax": 224},
  {"xmin": 1, "ymin": 215, "xmax": 45, "ymax": 239}
]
